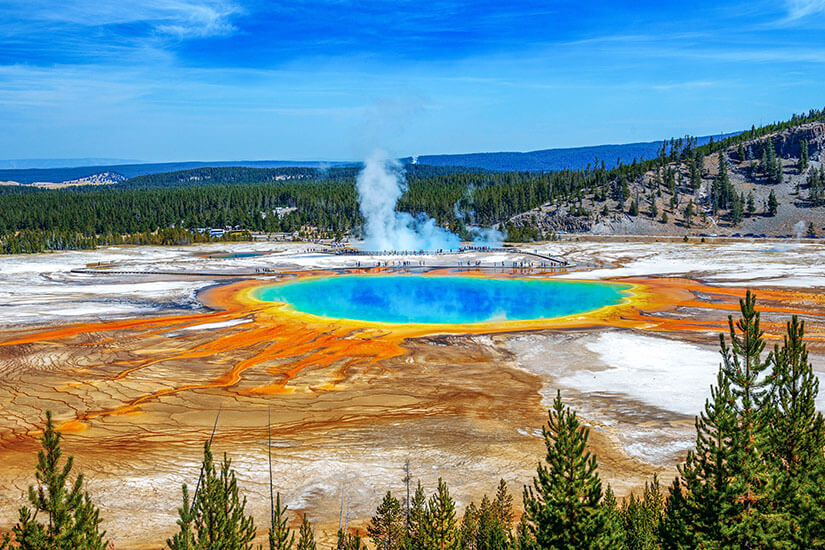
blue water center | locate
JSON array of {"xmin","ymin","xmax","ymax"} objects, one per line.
[{"xmin": 255, "ymin": 276, "xmax": 630, "ymax": 324}]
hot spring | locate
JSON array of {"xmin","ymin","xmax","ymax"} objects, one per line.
[{"xmin": 254, "ymin": 275, "xmax": 631, "ymax": 325}]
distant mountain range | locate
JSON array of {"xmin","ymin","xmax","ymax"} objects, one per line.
[
  {"xmin": 405, "ymin": 133, "xmax": 740, "ymax": 172},
  {"xmin": 0, "ymin": 133, "xmax": 739, "ymax": 185},
  {"xmin": 0, "ymin": 160, "xmax": 354, "ymax": 185}
]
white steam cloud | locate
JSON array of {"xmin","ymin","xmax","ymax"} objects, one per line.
[
  {"xmin": 357, "ymin": 151, "xmax": 460, "ymax": 251},
  {"xmin": 794, "ymin": 220, "xmax": 807, "ymax": 239},
  {"xmin": 470, "ymin": 226, "xmax": 506, "ymax": 247},
  {"xmin": 453, "ymin": 183, "xmax": 507, "ymax": 247}
]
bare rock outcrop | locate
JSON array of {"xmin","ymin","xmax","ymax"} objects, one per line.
[{"xmin": 742, "ymin": 122, "xmax": 825, "ymax": 160}]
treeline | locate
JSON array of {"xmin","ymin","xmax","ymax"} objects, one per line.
[
  {"xmin": 1, "ymin": 107, "xmax": 824, "ymax": 254},
  {"xmin": 1, "ymin": 228, "xmax": 251, "ymax": 254},
  {"xmin": 0, "ymin": 168, "xmax": 627, "ymax": 246},
  {"xmin": 3, "ymin": 295, "xmax": 824, "ymax": 548}
]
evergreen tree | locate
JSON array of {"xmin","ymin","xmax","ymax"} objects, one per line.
[
  {"xmin": 663, "ymin": 293, "xmax": 790, "ymax": 548},
  {"xmin": 767, "ymin": 316, "xmax": 825, "ymax": 546},
  {"xmin": 10, "ymin": 411, "xmax": 107, "ymax": 550},
  {"xmin": 492, "ymin": 480, "xmax": 513, "ymax": 531},
  {"xmin": 295, "ymin": 514, "xmax": 316, "ymax": 550},
  {"xmin": 621, "ymin": 476, "xmax": 664, "ymax": 550},
  {"xmin": 747, "ymin": 192, "xmax": 755, "ymax": 216},
  {"xmin": 767, "ymin": 190, "xmax": 778, "ymax": 216},
  {"xmin": 683, "ymin": 201, "xmax": 695, "ymax": 227},
  {"xmin": 368, "ymin": 492, "xmax": 404, "ymax": 550},
  {"xmin": 269, "ymin": 492, "xmax": 294, "ymax": 550},
  {"xmin": 342, "ymin": 532, "xmax": 367, "ymax": 550},
  {"xmin": 730, "ymin": 192, "xmax": 744, "ymax": 225},
  {"xmin": 798, "ymin": 139, "xmax": 809, "ymax": 172},
  {"xmin": 765, "ymin": 142, "xmax": 779, "ymax": 183},
  {"xmin": 168, "ymin": 442, "xmax": 256, "ymax": 550},
  {"xmin": 659, "ymin": 478, "xmax": 692, "ymax": 550},
  {"xmin": 405, "ymin": 481, "xmax": 429, "ymax": 550},
  {"xmin": 522, "ymin": 391, "xmax": 619, "ymax": 549},
  {"xmin": 662, "ymin": 371, "xmax": 737, "ymax": 549},
  {"xmin": 460, "ymin": 495, "xmax": 511, "ymax": 550},
  {"xmin": 474, "ymin": 495, "xmax": 510, "ymax": 550},
  {"xmin": 601, "ymin": 487, "xmax": 626, "ymax": 550},
  {"xmin": 168, "ymin": 485, "xmax": 196, "ymax": 550},
  {"xmin": 460, "ymin": 502, "xmax": 480, "ymax": 550},
  {"xmin": 717, "ymin": 291, "xmax": 786, "ymax": 545},
  {"xmin": 426, "ymin": 479, "xmax": 459, "ymax": 550}
]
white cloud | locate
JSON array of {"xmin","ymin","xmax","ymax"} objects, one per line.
[
  {"xmin": 153, "ymin": 0, "xmax": 242, "ymax": 38},
  {"xmin": 1, "ymin": 0, "xmax": 241, "ymax": 38},
  {"xmin": 785, "ymin": 0, "xmax": 825, "ymax": 20}
]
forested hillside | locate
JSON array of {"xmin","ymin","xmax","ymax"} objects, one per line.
[
  {"xmin": 1, "ymin": 108, "xmax": 824, "ymax": 253},
  {"xmin": 509, "ymin": 111, "xmax": 825, "ymax": 238}
]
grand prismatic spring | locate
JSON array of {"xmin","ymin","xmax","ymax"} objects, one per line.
[
  {"xmin": 254, "ymin": 276, "xmax": 631, "ymax": 325},
  {"xmin": 1, "ymin": 240, "xmax": 824, "ymax": 547}
]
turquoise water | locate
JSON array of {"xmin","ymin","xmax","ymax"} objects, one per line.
[
  {"xmin": 216, "ymin": 252, "xmax": 262, "ymax": 259},
  {"xmin": 255, "ymin": 276, "xmax": 629, "ymax": 324}
]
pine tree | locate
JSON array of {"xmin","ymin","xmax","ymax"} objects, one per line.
[
  {"xmin": 683, "ymin": 201, "xmax": 695, "ymax": 227},
  {"xmin": 522, "ymin": 391, "xmax": 619, "ymax": 549},
  {"xmin": 475, "ymin": 495, "xmax": 510, "ymax": 550},
  {"xmin": 426, "ymin": 478, "xmax": 459, "ymax": 550},
  {"xmin": 798, "ymin": 139, "xmax": 809, "ymax": 172},
  {"xmin": 168, "ymin": 485, "xmax": 196, "ymax": 550},
  {"xmin": 404, "ymin": 481, "xmax": 429, "ymax": 549},
  {"xmin": 269, "ymin": 492, "xmax": 294, "ymax": 550},
  {"xmin": 621, "ymin": 476, "xmax": 664, "ymax": 550},
  {"xmin": 663, "ymin": 293, "xmax": 791, "ymax": 548},
  {"xmin": 368, "ymin": 492, "xmax": 404, "ymax": 550},
  {"xmin": 460, "ymin": 502, "xmax": 480, "ymax": 550},
  {"xmin": 11, "ymin": 411, "xmax": 107, "ymax": 550},
  {"xmin": 662, "ymin": 370, "xmax": 737, "ymax": 549},
  {"xmin": 168, "ymin": 442, "xmax": 256, "ymax": 549},
  {"xmin": 659, "ymin": 478, "xmax": 692, "ymax": 549},
  {"xmin": 767, "ymin": 190, "xmax": 778, "ymax": 216},
  {"xmin": 730, "ymin": 192, "xmax": 744, "ymax": 225},
  {"xmin": 343, "ymin": 532, "xmax": 367, "ymax": 550},
  {"xmin": 718, "ymin": 291, "xmax": 786, "ymax": 545},
  {"xmin": 492, "ymin": 480, "xmax": 513, "ymax": 531},
  {"xmin": 765, "ymin": 142, "xmax": 779, "ymax": 183},
  {"xmin": 295, "ymin": 514, "xmax": 316, "ymax": 550},
  {"xmin": 767, "ymin": 316, "xmax": 825, "ymax": 546},
  {"xmin": 601, "ymin": 486, "xmax": 626, "ymax": 549}
]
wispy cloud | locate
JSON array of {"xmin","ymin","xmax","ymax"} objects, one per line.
[
  {"xmin": 154, "ymin": 1, "xmax": 242, "ymax": 38},
  {"xmin": 784, "ymin": 0, "xmax": 825, "ymax": 20},
  {"xmin": 0, "ymin": 0, "xmax": 241, "ymax": 38}
]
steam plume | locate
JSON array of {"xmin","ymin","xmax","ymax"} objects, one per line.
[
  {"xmin": 357, "ymin": 151, "xmax": 460, "ymax": 251},
  {"xmin": 794, "ymin": 220, "xmax": 807, "ymax": 239}
]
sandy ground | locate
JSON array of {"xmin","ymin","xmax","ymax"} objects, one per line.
[{"xmin": 0, "ymin": 239, "xmax": 824, "ymax": 547}]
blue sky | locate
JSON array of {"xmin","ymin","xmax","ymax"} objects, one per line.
[{"xmin": 1, "ymin": 0, "xmax": 824, "ymax": 162}]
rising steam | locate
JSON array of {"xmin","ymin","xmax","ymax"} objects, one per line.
[
  {"xmin": 357, "ymin": 151, "xmax": 460, "ymax": 251},
  {"xmin": 793, "ymin": 220, "xmax": 807, "ymax": 240}
]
